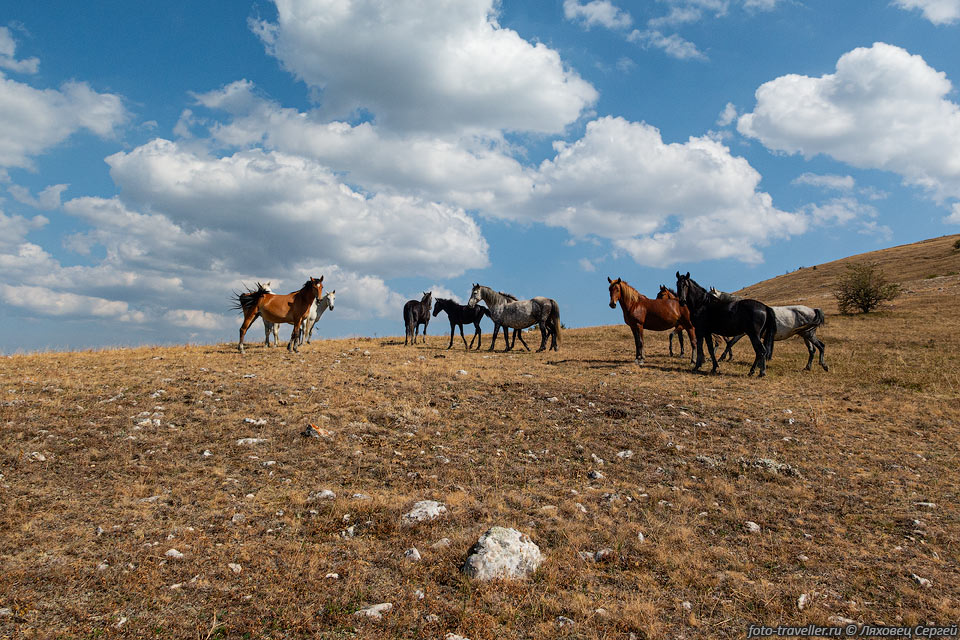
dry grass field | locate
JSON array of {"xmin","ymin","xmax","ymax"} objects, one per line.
[{"xmin": 1, "ymin": 236, "xmax": 959, "ymax": 639}]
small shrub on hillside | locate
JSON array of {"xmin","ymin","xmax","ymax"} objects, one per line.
[
  {"xmin": 834, "ymin": 262, "xmax": 900, "ymax": 314},
  {"xmin": 953, "ymin": 237, "xmax": 960, "ymax": 251}
]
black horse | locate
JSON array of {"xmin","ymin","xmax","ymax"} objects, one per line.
[
  {"xmin": 675, "ymin": 272, "xmax": 776, "ymax": 377},
  {"xmin": 432, "ymin": 298, "xmax": 490, "ymax": 350},
  {"xmin": 403, "ymin": 291, "xmax": 432, "ymax": 345}
]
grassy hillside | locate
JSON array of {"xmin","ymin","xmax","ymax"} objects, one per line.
[
  {"xmin": 736, "ymin": 233, "xmax": 960, "ymax": 309},
  {"xmin": 1, "ymin": 236, "xmax": 958, "ymax": 639}
]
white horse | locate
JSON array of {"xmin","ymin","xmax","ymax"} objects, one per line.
[
  {"xmin": 263, "ymin": 289, "xmax": 336, "ymax": 347},
  {"xmin": 718, "ymin": 304, "xmax": 827, "ymax": 371},
  {"xmin": 467, "ymin": 284, "xmax": 561, "ymax": 352}
]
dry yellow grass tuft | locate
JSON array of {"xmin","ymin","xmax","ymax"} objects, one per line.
[{"xmin": 1, "ymin": 236, "xmax": 958, "ymax": 638}]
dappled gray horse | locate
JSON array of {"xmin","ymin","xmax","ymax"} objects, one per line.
[
  {"xmin": 467, "ymin": 284, "xmax": 561, "ymax": 352},
  {"xmin": 718, "ymin": 305, "xmax": 828, "ymax": 371}
]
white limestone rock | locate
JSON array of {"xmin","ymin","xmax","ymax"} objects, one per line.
[
  {"xmin": 402, "ymin": 500, "xmax": 447, "ymax": 525},
  {"xmin": 461, "ymin": 526, "xmax": 543, "ymax": 581}
]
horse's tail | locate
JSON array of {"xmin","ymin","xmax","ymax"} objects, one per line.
[
  {"xmin": 813, "ymin": 308, "xmax": 825, "ymax": 327},
  {"xmin": 232, "ymin": 284, "xmax": 267, "ymax": 314},
  {"xmin": 548, "ymin": 299, "xmax": 562, "ymax": 347},
  {"xmin": 763, "ymin": 305, "xmax": 776, "ymax": 360}
]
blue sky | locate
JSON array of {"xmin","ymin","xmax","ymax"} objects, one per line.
[{"xmin": 2, "ymin": 0, "xmax": 959, "ymax": 352}]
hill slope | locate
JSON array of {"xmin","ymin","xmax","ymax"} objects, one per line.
[{"xmin": 736, "ymin": 233, "xmax": 960, "ymax": 308}]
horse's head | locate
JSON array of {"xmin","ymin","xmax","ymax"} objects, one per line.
[
  {"xmin": 607, "ymin": 276, "xmax": 623, "ymax": 309},
  {"xmin": 467, "ymin": 283, "xmax": 482, "ymax": 308},
  {"xmin": 675, "ymin": 271, "xmax": 693, "ymax": 306},
  {"xmin": 326, "ymin": 290, "xmax": 335, "ymax": 310},
  {"xmin": 432, "ymin": 298, "xmax": 444, "ymax": 317},
  {"xmin": 310, "ymin": 276, "xmax": 324, "ymax": 299},
  {"xmin": 657, "ymin": 284, "xmax": 672, "ymax": 300},
  {"xmin": 262, "ymin": 281, "xmax": 273, "ymax": 293},
  {"xmin": 421, "ymin": 291, "xmax": 432, "ymax": 304},
  {"xmin": 708, "ymin": 286, "xmax": 720, "ymax": 299}
]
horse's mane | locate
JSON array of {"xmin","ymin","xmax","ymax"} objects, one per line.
[{"xmin": 498, "ymin": 291, "xmax": 519, "ymax": 301}]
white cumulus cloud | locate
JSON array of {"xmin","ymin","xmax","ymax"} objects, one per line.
[
  {"xmin": 252, "ymin": 0, "xmax": 597, "ymax": 135},
  {"xmin": 892, "ymin": 0, "xmax": 960, "ymax": 24},
  {"xmin": 738, "ymin": 43, "xmax": 960, "ymax": 209},
  {"xmin": 564, "ymin": 0, "xmax": 633, "ymax": 30}
]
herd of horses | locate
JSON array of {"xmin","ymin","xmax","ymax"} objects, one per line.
[{"xmin": 232, "ymin": 272, "xmax": 827, "ymax": 377}]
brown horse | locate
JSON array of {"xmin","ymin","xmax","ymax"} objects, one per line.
[
  {"xmin": 234, "ymin": 277, "xmax": 323, "ymax": 353},
  {"xmin": 657, "ymin": 285, "xmax": 694, "ymax": 358},
  {"xmin": 608, "ymin": 277, "xmax": 696, "ymax": 364}
]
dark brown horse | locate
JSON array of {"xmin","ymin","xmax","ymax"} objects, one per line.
[
  {"xmin": 234, "ymin": 277, "xmax": 323, "ymax": 353},
  {"xmin": 608, "ymin": 277, "xmax": 696, "ymax": 364}
]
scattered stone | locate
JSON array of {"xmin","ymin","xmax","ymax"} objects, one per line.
[
  {"xmin": 557, "ymin": 616, "xmax": 575, "ymax": 627},
  {"xmin": 637, "ymin": 531, "xmax": 645, "ymax": 543},
  {"xmin": 445, "ymin": 634, "xmax": 469, "ymax": 640},
  {"xmin": 797, "ymin": 554, "xmax": 809, "ymax": 562},
  {"xmin": 456, "ymin": 370, "xmax": 468, "ymax": 376},
  {"xmin": 325, "ymin": 573, "xmax": 339, "ymax": 579},
  {"xmin": 696, "ymin": 454, "xmax": 719, "ymax": 468},
  {"xmin": 588, "ymin": 470, "xmax": 605, "ymax": 480},
  {"xmin": 828, "ymin": 615, "xmax": 857, "ymax": 625},
  {"xmin": 617, "ymin": 449, "xmax": 633, "ymax": 459},
  {"xmin": 341, "ymin": 525, "xmax": 356, "ymax": 538},
  {"xmin": 424, "ymin": 614, "xmax": 440, "ymax": 623},
  {"xmin": 231, "ymin": 513, "xmax": 246, "ymax": 525},
  {"xmin": 594, "ymin": 548, "xmax": 614, "ymax": 562},
  {"xmin": 797, "ymin": 593, "xmax": 810, "ymax": 611},
  {"xmin": 202, "ymin": 450, "xmax": 212, "ymax": 457},
  {"xmin": 414, "ymin": 589, "xmax": 425, "ymax": 599},
  {"xmin": 354, "ymin": 603, "xmax": 392, "ymax": 620},
  {"xmin": 402, "ymin": 500, "xmax": 447, "ymax": 525},
  {"xmin": 236, "ymin": 438, "xmax": 266, "ymax": 446},
  {"xmin": 0, "ymin": 608, "xmax": 11, "ymax": 617},
  {"xmin": 462, "ymin": 526, "xmax": 543, "ymax": 581},
  {"xmin": 97, "ymin": 562, "xmax": 109, "ymax": 571},
  {"xmin": 546, "ymin": 397, "xmax": 559, "ymax": 403},
  {"xmin": 95, "ymin": 526, "xmax": 105, "ymax": 536},
  {"xmin": 228, "ymin": 563, "xmax": 242, "ymax": 574},
  {"xmin": 744, "ymin": 521, "xmax": 761, "ymax": 534},
  {"xmin": 352, "ymin": 493, "xmax": 372, "ymax": 501},
  {"xmin": 914, "ymin": 502, "xmax": 937, "ymax": 509},
  {"xmin": 310, "ymin": 489, "xmax": 336, "ymax": 501},
  {"xmin": 681, "ymin": 601, "xmax": 693, "ymax": 611},
  {"xmin": 164, "ymin": 548, "xmax": 184, "ymax": 560},
  {"xmin": 911, "ymin": 574, "xmax": 931, "ymax": 588},
  {"xmin": 28, "ymin": 452, "xmax": 46, "ymax": 462},
  {"xmin": 432, "ymin": 538, "xmax": 452, "ymax": 549},
  {"xmin": 243, "ymin": 418, "xmax": 266, "ymax": 425},
  {"xmin": 740, "ymin": 457, "xmax": 801, "ymax": 477},
  {"xmin": 591, "ymin": 453, "xmax": 605, "ymax": 466},
  {"xmin": 404, "ymin": 547, "xmax": 422, "ymax": 563}
]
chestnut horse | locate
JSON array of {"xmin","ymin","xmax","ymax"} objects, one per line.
[
  {"xmin": 608, "ymin": 277, "xmax": 696, "ymax": 364},
  {"xmin": 657, "ymin": 285, "xmax": 693, "ymax": 358},
  {"xmin": 234, "ymin": 277, "xmax": 323, "ymax": 353}
]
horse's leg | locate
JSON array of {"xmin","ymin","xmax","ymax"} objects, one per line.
[
  {"xmin": 488, "ymin": 324, "xmax": 501, "ymax": 351},
  {"xmin": 630, "ymin": 325, "xmax": 642, "ymax": 364},
  {"xmin": 686, "ymin": 327, "xmax": 696, "ymax": 364},
  {"xmin": 802, "ymin": 336, "xmax": 815, "ymax": 371},
  {"xmin": 693, "ymin": 332, "xmax": 705, "ymax": 371},
  {"xmin": 746, "ymin": 332, "xmax": 765, "ymax": 377},
  {"xmin": 421, "ymin": 320, "xmax": 428, "ymax": 344},
  {"xmin": 536, "ymin": 322, "xmax": 548, "ymax": 352},
  {"xmin": 238, "ymin": 311, "xmax": 259, "ymax": 353},
  {"xmin": 720, "ymin": 334, "xmax": 742, "ymax": 362},
  {"xmin": 447, "ymin": 321, "xmax": 455, "ymax": 349},
  {"xmin": 813, "ymin": 334, "xmax": 828, "ymax": 371},
  {"xmin": 263, "ymin": 320, "xmax": 271, "ymax": 346},
  {"xmin": 288, "ymin": 318, "xmax": 300, "ymax": 352},
  {"xmin": 705, "ymin": 331, "xmax": 720, "ymax": 374},
  {"xmin": 516, "ymin": 329, "xmax": 530, "ymax": 351},
  {"xmin": 469, "ymin": 322, "xmax": 481, "ymax": 349},
  {"xmin": 668, "ymin": 331, "xmax": 674, "ymax": 356},
  {"xmin": 458, "ymin": 323, "xmax": 469, "ymax": 349}
]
